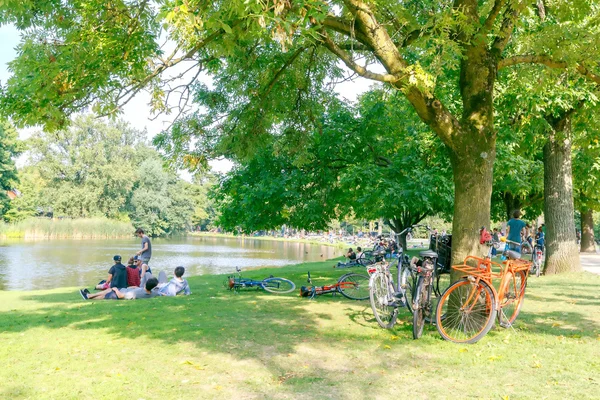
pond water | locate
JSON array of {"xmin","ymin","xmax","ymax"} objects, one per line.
[{"xmin": 0, "ymin": 236, "xmax": 339, "ymax": 291}]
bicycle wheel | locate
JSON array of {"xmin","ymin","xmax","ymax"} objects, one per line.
[
  {"xmin": 497, "ymin": 270, "xmax": 527, "ymax": 328},
  {"xmin": 369, "ymin": 272, "xmax": 399, "ymax": 329},
  {"xmin": 261, "ymin": 277, "xmax": 296, "ymax": 294},
  {"xmin": 400, "ymin": 263, "xmax": 416, "ymax": 314},
  {"xmin": 412, "ymin": 276, "xmax": 427, "ymax": 339},
  {"xmin": 338, "ymin": 273, "xmax": 370, "ymax": 300},
  {"xmin": 436, "ymin": 278, "xmax": 496, "ymax": 344}
]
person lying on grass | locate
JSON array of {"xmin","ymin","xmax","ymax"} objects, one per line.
[
  {"xmin": 80, "ymin": 277, "xmax": 159, "ymax": 300},
  {"xmin": 156, "ymin": 266, "xmax": 191, "ymax": 296},
  {"xmin": 139, "ymin": 267, "xmax": 191, "ymax": 296}
]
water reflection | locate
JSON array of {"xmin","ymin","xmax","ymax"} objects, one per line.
[{"xmin": 0, "ymin": 236, "xmax": 338, "ymax": 291}]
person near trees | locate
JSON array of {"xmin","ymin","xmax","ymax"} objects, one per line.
[
  {"xmin": 535, "ymin": 226, "xmax": 545, "ymax": 250},
  {"xmin": 135, "ymin": 228, "xmax": 152, "ymax": 265},
  {"xmin": 506, "ymin": 210, "xmax": 526, "ymax": 250},
  {"xmin": 94, "ymin": 255, "xmax": 127, "ymax": 290}
]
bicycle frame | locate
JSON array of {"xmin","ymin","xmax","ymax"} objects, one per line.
[
  {"xmin": 303, "ymin": 272, "xmax": 363, "ymax": 299},
  {"xmin": 451, "ymin": 245, "xmax": 530, "ymax": 314}
]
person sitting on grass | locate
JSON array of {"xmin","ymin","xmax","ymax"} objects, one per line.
[
  {"xmin": 335, "ymin": 248, "xmax": 359, "ymax": 268},
  {"xmin": 126, "ymin": 256, "xmax": 141, "ymax": 287},
  {"xmin": 80, "ymin": 277, "xmax": 159, "ymax": 300},
  {"xmin": 95, "ymin": 255, "xmax": 128, "ymax": 290},
  {"xmin": 156, "ymin": 266, "xmax": 191, "ymax": 296},
  {"xmin": 133, "ymin": 255, "xmax": 151, "ymax": 283}
]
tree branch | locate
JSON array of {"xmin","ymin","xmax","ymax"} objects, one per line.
[
  {"xmin": 322, "ymin": 16, "xmax": 372, "ymax": 47},
  {"xmin": 319, "ymin": 31, "xmax": 399, "ymax": 83},
  {"xmin": 491, "ymin": 1, "xmax": 527, "ymax": 56},
  {"xmin": 480, "ymin": 0, "xmax": 506, "ymax": 36},
  {"xmin": 499, "ymin": 54, "xmax": 568, "ymax": 69}
]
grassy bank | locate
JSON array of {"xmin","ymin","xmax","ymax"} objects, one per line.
[
  {"xmin": 0, "ymin": 217, "xmax": 134, "ymax": 239},
  {"xmin": 0, "ymin": 261, "xmax": 598, "ymax": 399}
]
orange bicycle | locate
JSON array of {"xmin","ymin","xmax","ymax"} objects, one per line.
[{"xmin": 435, "ymin": 229, "xmax": 530, "ymax": 344}]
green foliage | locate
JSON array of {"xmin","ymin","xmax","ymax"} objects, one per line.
[
  {"xmin": 11, "ymin": 116, "xmax": 208, "ymax": 236},
  {"xmin": 0, "ymin": 0, "xmax": 161, "ymax": 130},
  {"xmin": 573, "ymin": 107, "xmax": 600, "ymax": 211},
  {"xmin": 215, "ymin": 90, "xmax": 453, "ymax": 233},
  {"xmin": 0, "ymin": 216, "xmax": 133, "ymax": 239},
  {"xmin": 0, "ymin": 120, "xmax": 21, "ymax": 218}
]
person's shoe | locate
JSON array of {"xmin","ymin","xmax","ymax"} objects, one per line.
[
  {"xmin": 83, "ymin": 288, "xmax": 90, "ymax": 295},
  {"xmin": 79, "ymin": 289, "xmax": 88, "ymax": 300}
]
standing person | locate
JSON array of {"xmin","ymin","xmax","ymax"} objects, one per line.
[
  {"xmin": 535, "ymin": 226, "xmax": 545, "ymax": 249},
  {"xmin": 506, "ymin": 210, "xmax": 526, "ymax": 250},
  {"xmin": 135, "ymin": 228, "xmax": 152, "ymax": 266}
]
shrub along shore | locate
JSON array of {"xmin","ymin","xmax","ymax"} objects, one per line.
[
  {"xmin": 0, "ymin": 217, "xmax": 134, "ymax": 239},
  {"xmin": 0, "ymin": 258, "xmax": 598, "ymax": 399}
]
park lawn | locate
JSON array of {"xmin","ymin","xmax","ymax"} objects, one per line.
[{"xmin": 0, "ymin": 260, "xmax": 598, "ymax": 400}]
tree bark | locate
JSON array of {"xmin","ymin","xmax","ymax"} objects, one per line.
[
  {"xmin": 543, "ymin": 114, "xmax": 581, "ymax": 274},
  {"xmin": 449, "ymin": 134, "xmax": 495, "ymax": 280},
  {"xmin": 580, "ymin": 208, "xmax": 596, "ymax": 253},
  {"xmin": 502, "ymin": 192, "xmax": 523, "ymax": 221}
]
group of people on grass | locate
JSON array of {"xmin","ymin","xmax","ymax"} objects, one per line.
[{"xmin": 78, "ymin": 228, "xmax": 191, "ymax": 300}]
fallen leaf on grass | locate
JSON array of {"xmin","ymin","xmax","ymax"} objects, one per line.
[
  {"xmin": 383, "ymin": 345, "xmax": 391, "ymax": 349},
  {"xmin": 459, "ymin": 348, "xmax": 468, "ymax": 353},
  {"xmin": 551, "ymin": 322, "xmax": 561, "ymax": 328},
  {"xmin": 390, "ymin": 335, "xmax": 399, "ymax": 341},
  {"xmin": 532, "ymin": 361, "xmax": 542, "ymax": 369}
]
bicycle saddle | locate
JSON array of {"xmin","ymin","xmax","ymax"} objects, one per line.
[{"xmin": 419, "ymin": 250, "xmax": 438, "ymax": 259}]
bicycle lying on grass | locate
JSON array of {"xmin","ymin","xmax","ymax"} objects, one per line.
[
  {"xmin": 300, "ymin": 271, "xmax": 370, "ymax": 300},
  {"xmin": 435, "ymin": 230, "xmax": 531, "ymax": 344},
  {"xmin": 225, "ymin": 267, "xmax": 296, "ymax": 294}
]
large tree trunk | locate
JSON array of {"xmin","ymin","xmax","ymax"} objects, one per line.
[
  {"xmin": 580, "ymin": 208, "xmax": 596, "ymax": 253},
  {"xmin": 449, "ymin": 136, "xmax": 495, "ymax": 279},
  {"xmin": 543, "ymin": 114, "xmax": 581, "ymax": 274}
]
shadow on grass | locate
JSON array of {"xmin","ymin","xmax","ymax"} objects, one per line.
[{"xmin": 2, "ymin": 274, "xmax": 409, "ymax": 398}]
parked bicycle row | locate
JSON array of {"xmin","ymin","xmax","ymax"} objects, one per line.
[{"xmin": 224, "ymin": 225, "xmax": 539, "ymax": 344}]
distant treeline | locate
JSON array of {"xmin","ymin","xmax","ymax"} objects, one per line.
[{"xmin": 4, "ymin": 117, "xmax": 217, "ymax": 236}]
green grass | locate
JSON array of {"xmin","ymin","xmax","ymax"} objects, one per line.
[
  {"xmin": 0, "ymin": 260, "xmax": 598, "ymax": 399},
  {"xmin": 0, "ymin": 217, "xmax": 134, "ymax": 239}
]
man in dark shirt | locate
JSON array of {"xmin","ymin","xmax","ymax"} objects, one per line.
[{"xmin": 108, "ymin": 255, "xmax": 128, "ymax": 289}]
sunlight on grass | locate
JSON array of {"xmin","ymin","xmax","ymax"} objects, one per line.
[{"xmin": 0, "ymin": 261, "xmax": 598, "ymax": 399}]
